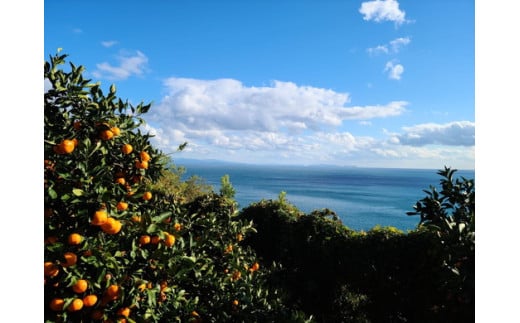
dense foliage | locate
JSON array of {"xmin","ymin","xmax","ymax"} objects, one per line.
[
  {"xmin": 44, "ymin": 52, "xmax": 296, "ymax": 322},
  {"xmin": 239, "ymin": 168, "xmax": 475, "ymax": 322},
  {"xmin": 44, "ymin": 52, "xmax": 474, "ymax": 322}
]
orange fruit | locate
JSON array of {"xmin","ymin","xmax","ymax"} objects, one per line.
[
  {"xmin": 49, "ymin": 298, "xmax": 65, "ymax": 311},
  {"xmin": 121, "ymin": 144, "xmax": 133, "ymax": 155},
  {"xmin": 150, "ymin": 236, "xmax": 160, "ymax": 244},
  {"xmin": 142, "ymin": 191, "xmax": 152, "ymax": 201},
  {"xmin": 117, "ymin": 307, "xmax": 131, "ymax": 317},
  {"xmin": 135, "ymin": 160, "xmax": 149, "ymax": 169},
  {"xmin": 224, "ymin": 244, "xmax": 233, "ymax": 254},
  {"xmin": 160, "ymin": 280, "xmax": 168, "ymax": 291},
  {"xmin": 250, "ymin": 262, "xmax": 260, "ymax": 272},
  {"xmin": 106, "ymin": 284, "xmax": 120, "ymax": 299},
  {"xmin": 140, "ymin": 151, "xmax": 151, "ymax": 162},
  {"xmin": 91, "ymin": 209, "xmax": 108, "ymax": 226},
  {"xmin": 83, "ymin": 294, "xmax": 98, "ymax": 307},
  {"xmin": 232, "ymin": 300, "xmax": 239, "ymax": 306},
  {"xmin": 174, "ymin": 223, "xmax": 182, "ymax": 232},
  {"xmin": 236, "ymin": 233, "xmax": 244, "ymax": 242},
  {"xmin": 72, "ymin": 279, "xmax": 88, "ymax": 293},
  {"xmin": 62, "ymin": 252, "xmax": 78, "ymax": 267},
  {"xmin": 139, "ymin": 235, "xmax": 151, "ymax": 246},
  {"xmin": 138, "ymin": 283, "xmax": 147, "ymax": 292},
  {"xmin": 115, "ymin": 177, "xmax": 126, "ymax": 185},
  {"xmin": 68, "ymin": 233, "xmax": 83, "ymax": 245},
  {"xmin": 116, "ymin": 201, "xmax": 128, "ymax": 211},
  {"xmin": 67, "ymin": 298, "xmax": 84, "ymax": 312},
  {"xmin": 101, "ymin": 217, "xmax": 122, "ymax": 235},
  {"xmin": 164, "ymin": 233, "xmax": 175, "ymax": 247},
  {"xmin": 44, "ymin": 262, "xmax": 59, "ymax": 278},
  {"xmin": 231, "ymin": 270, "xmax": 241, "ymax": 281},
  {"xmin": 111, "ymin": 127, "xmax": 121, "ymax": 136},
  {"xmin": 58, "ymin": 139, "xmax": 76, "ymax": 154},
  {"xmin": 100, "ymin": 129, "xmax": 114, "ymax": 140},
  {"xmin": 45, "ymin": 236, "xmax": 58, "ymax": 244},
  {"xmin": 131, "ymin": 215, "xmax": 141, "ymax": 223}
]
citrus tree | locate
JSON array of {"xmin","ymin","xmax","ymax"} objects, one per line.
[{"xmin": 44, "ymin": 51, "xmax": 291, "ymax": 322}]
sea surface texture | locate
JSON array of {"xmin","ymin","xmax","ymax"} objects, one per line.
[{"xmin": 179, "ymin": 161, "xmax": 475, "ymax": 231}]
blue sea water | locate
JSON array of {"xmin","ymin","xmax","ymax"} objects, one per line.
[{"xmin": 178, "ymin": 161, "xmax": 475, "ymax": 232}]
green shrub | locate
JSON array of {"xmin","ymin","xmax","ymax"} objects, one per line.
[{"xmin": 44, "ymin": 51, "xmax": 292, "ymax": 322}]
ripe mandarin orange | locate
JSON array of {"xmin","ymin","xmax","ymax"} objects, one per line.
[
  {"xmin": 121, "ymin": 144, "xmax": 133, "ymax": 155},
  {"xmin": 58, "ymin": 139, "xmax": 76, "ymax": 154},
  {"xmin": 67, "ymin": 298, "xmax": 84, "ymax": 312},
  {"xmin": 49, "ymin": 298, "xmax": 65, "ymax": 311},
  {"xmin": 135, "ymin": 160, "xmax": 149, "ymax": 169},
  {"xmin": 164, "ymin": 233, "xmax": 175, "ymax": 247},
  {"xmin": 72, "ymin": 279, "xmax": 88, "ymax": 293},
  {"xmin": 139, "ymin": 235, "xmax": 151, "ymax": 246},
  {"xmin": 117, "ymin": 307, "xmax": 131, "ymax": 317},
  {"xmin": 142, "ymin": 191, "xmax": 152, "ymax": 201},
  {"xmin": 83, "ymin": 294, "xmax": 98, "ymax": 307},
  {"xmin": 100, "ymin": 129, "xmax": 114, "ymax": 140},
  {"xmin": 101, "ymin": 217, "xmax": 122, "ymax": 235},
  {"xmin": 116, "ymin": 201, "xmax": 128, "ymax": 211},
  {"xmin": 91, "ymin": 210, "xmax": 108, "ymax": 226},
  {"xmin": 110, "ymin": 127, "xmax": 121, "ymax": 136},
  {"xmin": 140, "ymin": 151, "xmax": 151, "ymax": 162},
  {"xmin": 106, "ymin": 284, "xmax": 120, "ymax": 299},
  {"xmin": 68, "ymin": 233, "xmax": 82, "ymax": 245},
  {"xmin": 62, "ymin": 252, "xmax": 78, "ymax": 267}
]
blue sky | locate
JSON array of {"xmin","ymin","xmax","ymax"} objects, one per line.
[{"xmin": 44, "ymin": 0, "xmax": 475, "ymax": 169}]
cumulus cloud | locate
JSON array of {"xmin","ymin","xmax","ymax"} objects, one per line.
[
  {"xmin": 359, "ymin": 0, "xmax": 407, "ymax": 25},
  {"xmin": 150, "ymin": 78, "xmax": 407, "ymax": 136},
  {"xmin": 367, "ymin": 37, "xmax": 410, "ymax": 55},
  {"xmin": 101, "ymin": 40, "xmax": 118, "ymax": 48},
  {"xmin": 367, "ymin": 45, "xmax": 389, "ymax": 56},
  {"xmin": 389, "ymin": 37, "xmax": 411, "ymax": 51},
  {"xmin": 384, "ymin": 61, "xmax": 404, "ymax": 80},
  {"xmin": 393, "ymin": 121, "xmax": 475, "ymax": 146},
  {"xmin": 92, "ymin": 50, "xmax": 148, "ymax": 80}
]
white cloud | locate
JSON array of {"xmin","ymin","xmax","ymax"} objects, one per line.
[
  {"xmin": 389, "ymin": 37, "xmax": 411, "ymax": 51},
  {"xmin": 384, "ymin": 61, "xmax": 404, "ymax": 80},
  {"xmin": 367, "ymin": 45, "xmax": 389, "ymax": 55},
  {"xmin": 150, "ymin": 78, "xmax": 407, "ymax": 137},
  {"xmin": 141, "ymin": 76, "xmax": 473, "ymax": 169},
  {"xmin": 101, "ymin": 40, "xmax": 118, "ymax": 48},
  {"xmin": 92, "ymin": 50, "xmax": 148, "ymax": 80},
  {"xmin": 393, "ymin": 121, "xmax": 475, "ymax": 146},
  {"xmin": 367, "ymin": 37, "xmax": 410, "ymax": 56},
  {"xmin": 359, "ymin": 0, "xmax": 407, "ymax": 25}
]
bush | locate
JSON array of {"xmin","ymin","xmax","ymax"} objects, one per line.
[
  {"xmin": 44, "ymin": 51, "xmax": 292, "ymax": 322},
  {"xmin": 240, "ymin": 169, "xmax": 475, "ymax": 322}
]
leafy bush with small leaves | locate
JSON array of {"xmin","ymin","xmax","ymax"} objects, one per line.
[{"xmin": 44, "ymin": 51, "xmax": 293, "ymax": 322}]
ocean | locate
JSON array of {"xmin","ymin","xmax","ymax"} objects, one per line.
[{"xmin": 177, "ymin": 161, "xmax": 475, "ymax": 232}]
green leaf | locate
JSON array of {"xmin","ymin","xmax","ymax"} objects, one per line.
[
  {"xmin": 48, "ymin": 187, "xmax": 58, "ymax": 199},
  {"xmin": 72, "ymin": 188, "xmax": 84, "ymax": 196},
  {"xmin": 146, "ymin": 223, "xmax": 158, "ymax": 234}
]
